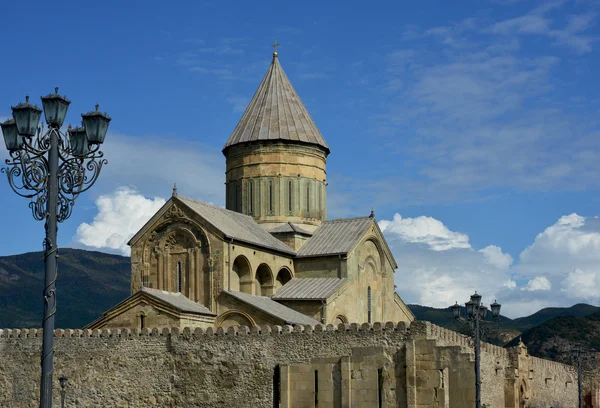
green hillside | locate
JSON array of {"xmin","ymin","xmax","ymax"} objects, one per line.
[
  {"xmin": 407, "ymin": 303, "xmax": 600, "ymax": 346},
  {"xmin": 0, "ymin": 248, "xmax": 130, "ymax": 328}
]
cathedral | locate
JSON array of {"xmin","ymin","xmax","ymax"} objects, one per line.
[{"xmin": 86, "ymin": 50, "xmax": 414, "ymax": 331}]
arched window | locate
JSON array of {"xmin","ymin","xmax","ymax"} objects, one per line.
[
  {"xmin": 368, "ymin": 286, "xmax": 372, "ymax": 324},
  {"xmin": 306, "ymin": 183, "xmax": 310, "ymax": 213},
  {"xmin": 140, "ymin": 314, "xmax": 146, "ymax": 329},
  {"xmin": 248, "ymin": 180, "xmax": 253, "ymax": 214},
  {"xmin": 269, "ymin": 180, "xmax": 274, "ymax": 213},
  {"xmin": 177, "ymin": 261, "xmax": 183, "ymax": 293},
  {"xmin": 232, "ymin": 184, "xmax": 238, "ymax": 211},
  {"xmin": 288, "ymin": 180, "xmax": 292, "ymax": 213}
]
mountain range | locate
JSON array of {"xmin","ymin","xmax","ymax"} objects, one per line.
[{"xmin": 1, "ymin": 248, "xmax": 599, "ymax": 366}]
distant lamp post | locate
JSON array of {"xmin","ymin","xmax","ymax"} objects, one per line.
[
  {"xmin": 451, "ymin": 292, "xmax": 502, "ymax": 408},
  {"xmin": 1, "ymin": 88, "xmax": 110, "ymax": 408},
  {"xmin": 58, "ymin": 376, "xmax": 68, "ymax": 408},
  {"xmin": 570, "ymin": 345, "xmax": 596, "ymax": 408}
]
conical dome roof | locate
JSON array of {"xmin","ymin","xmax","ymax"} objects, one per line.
[{"xmin": 223, "ymin": 53, "xmax": 329, "ymax": 155}]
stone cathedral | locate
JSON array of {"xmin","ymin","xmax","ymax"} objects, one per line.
[
  {"xmin": 0, "ymin": 51, "xmax": 579, "ymax": 408},
  {"xmin": 87, "ymin": 51, "xmax": 414, "ymax": 330}
]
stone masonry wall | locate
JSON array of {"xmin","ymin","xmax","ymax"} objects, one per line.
[{"xmin": 0, "ymin": 321, "xmax": 577, "ymax": 408}]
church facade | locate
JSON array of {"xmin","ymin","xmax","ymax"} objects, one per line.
[{"xmin": 87, "ymin": 51, "xmax": 414, "ymax": 331}]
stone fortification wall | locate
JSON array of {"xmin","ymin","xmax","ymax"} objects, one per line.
[
  {"xmin": 0, "ymin": 323, "xmax": 407, "ymax": 408},
  {"xmin": 0, "ymin": 321, "xmax": 577, "ymax": 408}
]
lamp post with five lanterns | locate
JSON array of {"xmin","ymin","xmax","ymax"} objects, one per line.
[
  {"xmin": 1, "ymin": 88, "xmax": 110, "ymax": 408},
  {"xmin": 451, "ymin": 292, "xmax": 502, "ymax": 408}
]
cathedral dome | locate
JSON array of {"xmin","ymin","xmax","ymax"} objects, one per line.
[
  {"xmin": 222, "ymin": 53, "xmax": 329, "ymax": 156},
  {"xmin": 223, "ymin": 52, "xmax": 329, "ymax": 230}
]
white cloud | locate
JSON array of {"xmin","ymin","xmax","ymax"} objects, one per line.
[
  {"xmin": 74, "ymin": 187, "xmax": 166, "ymax": 255},
  {"xmin": 378, "ymin": 213, "xmax": 471, "ymax": 251},
  {"xmin": 379, "ymin": 213, "xmax": 514, "ymax": 313},
  {"xmin": 521, "ymin": 276, "xmax": 552, "ymax": 291},
  {"xmin": 518, "ymin": 213, "xmax": 600, "ymax": 276},
  {"xmin": 380, "ymin": 211, "xmax": 600, "ymax": 317},
  {"xmin": 479, "ymin": 245, "xmax": 514, "ymax": 270},
  {"xmin": 561, "ymin": 268, "xmax": 600, "ymax": 300}
]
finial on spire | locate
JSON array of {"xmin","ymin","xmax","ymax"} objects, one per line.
[
  {"xmin": 272, "ymin": 39, "xmax": 280, "ymax": 57},
  {"xmin": 369, "ymin": 208, "xmax": 375, "ymax": 218},
  {"xmin": 172, "ymin": 183, "xmax": 178, "ymax": 197}
]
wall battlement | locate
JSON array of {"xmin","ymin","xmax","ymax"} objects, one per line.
[
  {"xmin": 0, "ymin": 321, "xmax": 410, "ymax": 339},
  {"xmin": 0, "ymin": 320, "xmax": 577, "ymax": 407}
]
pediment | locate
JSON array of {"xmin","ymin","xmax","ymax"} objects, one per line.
[{"xmin": 128, "ymin": 197, "xmax": 225, "ymax": 249}]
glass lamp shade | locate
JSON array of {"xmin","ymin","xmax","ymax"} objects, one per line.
[
  {"xmin": 68, "ymin": 126, "xmax": 89, "ymax": 157},
  {"xmin": 465, "ymin": 300, "xmax": 476, "ymax": 317},
  {"xmin": 41, "ymin": 88, "xmax": 71, "ymax": 127},
  {"xmin": 470, "ymin": 291, "xmax": 482, "ymax": 308},
  {"xmin": 82, "ymin": 104, "xmax": 111, "ymax": 144},
  {"xmin": 11, "ymin": 96, "xmax": 42, "ymax": 137},
  {"xmin": 59, "ymin": 376, "xmax": 68, "ymax": 388},
  {"xmin": 479, "ymin": 305, "xmax": 488, "ymax": 320},
  {"xmin": 1, "ymin": 119, "xmax": 23, "ymax": 151},
  {"xmin": 490, "ymin": 300, "xmax": 501, "ymax": 318},
  {"xmin": 451, "ymin": 302, "xmax": 461, "ymax": 319}
]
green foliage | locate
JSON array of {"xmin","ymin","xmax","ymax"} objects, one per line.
[{"xmin": 0, "ymin": 248, "xmax": 130, "ymax": 328}]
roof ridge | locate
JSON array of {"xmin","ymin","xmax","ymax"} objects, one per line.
[
  {"xmin": 177, "ymin": 195, "xmax": 255, "ymax": 221},
  {"xmin": 323, "ymin": 216, "xmax": 373, "ymax": 223}
]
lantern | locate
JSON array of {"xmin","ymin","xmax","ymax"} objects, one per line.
[
  {"xmin": 1, "ymin": 119, "xmax": 23, "ymax": 151},
  {"xmin": 11, "ymin": 95, "xmax": 42, "ymax": 137},
  {"xmin": 41, "ymin": 87, "xmax": 71, "ymax": 127},
  {"xmin": 68, "ymin": 125, "xmax": 89, "ymax": 157},
  {"xmin": 82, "ymin": 104, "xmax": 111, "ymax": 144}
]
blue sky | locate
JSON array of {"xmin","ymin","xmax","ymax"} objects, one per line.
[{"xmin": 1, "ymin": 0, "xmax": 599, "ymax": 317}]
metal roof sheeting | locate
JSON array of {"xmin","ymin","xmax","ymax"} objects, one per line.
[
  {"xmin": 223, "ymin": 55, "xmax": 329, "ymax": 154},
  {"xmin": 177, "ymin": 196, "xmax": 295, "ymax": 255},
  {"xmin": 141, "ymin": 288, "xmax": 216, "ymax": 315},
  {"xmin": 296, "ymin": 217, "xmax": 373, "ymax": 258},
  {"xmin": 224, "ymin": 291, "xmax": 320, "ymax": 325},
  {"xmin": 272, "ymin": 278, "xmax": 348, "ymax": 300},
  {"xmin": 268, "ymin": 222, "xmax": 313, "ymax": 236}
]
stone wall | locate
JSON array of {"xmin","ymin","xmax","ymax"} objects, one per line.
[{"xmin": 0, "ymin": 321, "xmax": 577, "ymax": 408}]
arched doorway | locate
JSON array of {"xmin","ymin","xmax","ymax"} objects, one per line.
[
  {"xmin": 275, "ymin": 267, "xmax": 293, "ymax": 291},
  {"xmin": 255, "ymin": 263, "xmax": 274, "ymax": 296},
  {"xmin": 232, "ymin": 256, "xmax": 252, "ymax": 294}
]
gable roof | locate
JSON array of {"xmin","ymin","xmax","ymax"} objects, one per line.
[
  {"xmin": 84, "ymin": 288, "xmax": 216, "ymax": 329},
  {"xmin": 141, "ymin": 288, "xmax": 215, "ymax": 315},
  {"xmin": 268, "ymin": 222, "xmax": 314, "ymax": 236},
  {"xmin": 222, "ymin": 53, "xmax": 329, "ymax": 155},
  {"xmin": 271, "ymin": 278, "xmax": 348, "ymax": 300},
  {"xmin": 223, "ymin": 290, "xmax": 319, "ymax": 325},
  {"xmin": 177, "ymin": 196, "xmax": 295, "ymax": 255},
  {"xmin": 296, "ymin": 217, "xmax": 373, "ymax": 258}
]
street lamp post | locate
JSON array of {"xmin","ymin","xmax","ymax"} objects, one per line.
[
  {"xmin": 58, "ymin": 376, "xmax": 67, "ymax": 408},
  {"xmin": 1, "ymin": 88, "xmax": 110, "ymax": 408},
  {"xmin": 570, "ymin": 345, "xmax": 596, "ymax": 408},
  {"xmin": 451, "ymin": 292, "xmax": 502, "ymax": 408}
]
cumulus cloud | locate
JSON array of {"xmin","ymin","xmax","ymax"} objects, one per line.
[
  {"xmin": 74, "ymin": 188, "xmax": 166, "ymax": 255},
  {"xmin": 378, "ymin": 213, "xmax": 471, "ymax": 251},
  {"xmin": 380, "ymin": 211, "xmax": 600, "ymax": 317},
  {"xmin": 379, "ymin": 213, "xmax": 514, "ymax": 313},
  {"xmin": 561, "ymin": 268, "xmax": 600, "ymax": 300},
  {"xmin": 521, "ymin": 276, "xmax": 551, "ymax": 291}
]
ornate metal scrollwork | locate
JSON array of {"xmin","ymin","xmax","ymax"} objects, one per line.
[{"xmin": 1, "ymin": 125, "xmax": 107, "ymax": 222}]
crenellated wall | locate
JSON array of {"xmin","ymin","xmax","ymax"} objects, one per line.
[{"xmin": 0, "ymin": 321, "xmax": 577, "ymax": 408}]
